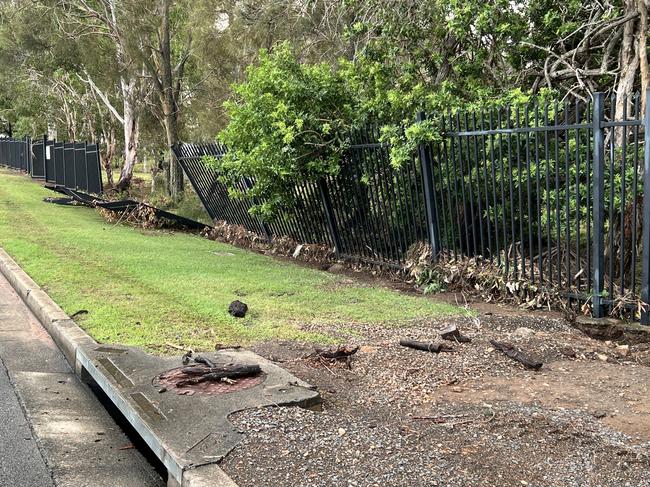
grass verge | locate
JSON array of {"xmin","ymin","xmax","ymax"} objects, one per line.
[{"xmin": 0, "ymin": 169, "xmax": 466, "ymax": 352}]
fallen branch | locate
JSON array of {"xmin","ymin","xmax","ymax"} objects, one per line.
[
  {"xmin": 193, "ymin": 355, "xmax": 217, "ymax": 368},
  {"xmin": 311, "ymin": 344, "xmax": 359, "ymax": 371},
  {"xmin": 490, "ymin": 340, "xmax": 543, "ymax": 370},
  {"xmin": 166, "ymin": 342, "xmax": 194, "ymax": 353},
  {"xmin": 399, "ymin": 340, "xmax": 454, "ymax": 353},
  {"xmin": 314, "ymin": 345, "xmax": 359, "ymax": 360},
  {"xmin": 177, "ymin": 364, "xmax": 261, "ymax": 386}
]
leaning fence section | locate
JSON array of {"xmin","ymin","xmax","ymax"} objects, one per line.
[
  {"xmin": 173, "ymin": 143, "xmax": 333, "ymax": 247},
  {"xmin": 0, "ymin": 136, "xmax": 103, "ymax": 194},
  {"xmin": 177, "ymin": 90, "xmax": 650, "ymax": 323}
]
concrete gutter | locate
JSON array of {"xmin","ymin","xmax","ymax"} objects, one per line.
[{"xmin": 0, "ymin": 248, "xmax": 237, "ymax": 487}]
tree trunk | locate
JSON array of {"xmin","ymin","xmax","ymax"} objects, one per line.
[
  {"xmin": 615, "ymin": 0, "xmax": 640, "ymax": 135},
  {"xmin": 160, "ymin": 0, "xmax": 183, "ymax": 200},
  {"xmin": 116, "ymin": 78, "xmax": 139, "ymax": 191},
  {"xmin": 638, "ymin": 0, "xmax": 649, "ymax": 112},
  {"xmin": 102, "ymin": 125, "xmax": 116, "ymax": 187}
]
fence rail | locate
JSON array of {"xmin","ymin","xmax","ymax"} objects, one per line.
[
  {"xmin": 0, "ymin": 136, "xmax": 103, "ymax": 194},
  {"xmin": 173, "ymin": 90, "xmax": 650, "ymax": 323}
]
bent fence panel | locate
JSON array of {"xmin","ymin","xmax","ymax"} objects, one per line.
[{"xmin": 173, "ymin": 143, "xmax": 267, "ymax": 235}]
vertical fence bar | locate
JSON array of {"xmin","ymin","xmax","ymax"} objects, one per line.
[
  {"xmin": 592, "ymin": 92, "xmax": 606, "ymax": 318},
  {"xmin": 41, "ymin": 134, "xmax": 47, "ymax": 179},
  {"xmin": 640, "ymin": 89, "xmax": 650, "ymax": 324},
  {"xmin": 317, "ymin": 178, "xmax": 343, "ymax": 257},
  {"xmin": 416, "ymin": 112, "xmax": 441, "ymax": 260}
]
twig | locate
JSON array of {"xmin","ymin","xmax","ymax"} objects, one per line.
[
  {"xmin": 165, "ymin": 342, "xmax": 193, "ymax": 353},
  {"xmin": 186, "ymin": 432, "xmax": 213, "ymax": 453}
]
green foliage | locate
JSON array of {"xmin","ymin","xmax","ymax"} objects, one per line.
[
  {"xmin": 217, "ymin": 43, "xmax": 359, "ymax": 219},
  {"xmin": 215, "ymin": 40, "xmax": 554, "ymax": 215}
]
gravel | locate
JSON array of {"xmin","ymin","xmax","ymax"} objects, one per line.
[{"xmin": 219, "ymin": 312, "xmax": 650, "ymax": 486}]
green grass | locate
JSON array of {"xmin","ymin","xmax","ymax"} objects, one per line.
[{"xmin": 0, "ymin": 169, "xmax": 465, "ymax": 352}]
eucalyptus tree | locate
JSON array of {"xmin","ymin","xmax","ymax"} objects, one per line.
[
  {"xmin": 123, "ymin": 0, "xmax": 193, "ymax": 199},
  {"xmin": 56, "ymin": 0, "xmax": 143, "ymax": 190}
]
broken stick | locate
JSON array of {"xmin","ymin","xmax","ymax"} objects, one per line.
[
  {"xmin": 490, "ymin": 340, "xmax": 542, "ymax": 370},
  {"xmin": 193, "ymin": 355, "xmax": 217, "ymax": 368},
  {"xmin": 314, "ymin": 345, "xmax": 359, "ymax": 360},
  {"xmin": 399, "ymin": 339, "xmax": 454, "ymax": 353},
  {"xmin": 439, "ymin": 324, "xmax": 471, "ymax": 343}
]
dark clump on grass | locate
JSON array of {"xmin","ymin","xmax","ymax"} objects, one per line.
[{"xmin": 228, "ymin": 300, "xmax": 248, "ymax": 318}]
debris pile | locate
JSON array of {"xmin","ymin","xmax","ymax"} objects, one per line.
[
  {"xmin": 43, "ymin": 184, "xmax": 208, "ymax": 231},
  {"xmin": 311, "ymin": 345, "xmax": 359, "ymax": 369},
  {"xmin": 177, "ymin": 353, "xmax": 261, "ymax": 385},
  {"xmin": 201, "ymin": 221, "xmax": 336, "ymax": 264}
]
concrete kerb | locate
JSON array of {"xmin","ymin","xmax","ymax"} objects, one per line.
[{"xmin": 0, "ymin": 248, "xmax": 239, "ymax": 487}]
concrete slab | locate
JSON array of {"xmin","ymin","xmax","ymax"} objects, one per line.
[
  {"xmin": 12, "ymin": 371, "xmax": 164, "ymax": 487},
  {"xmin": 77, "ymin": 345, "xmax": 321, "ymax": 484}
]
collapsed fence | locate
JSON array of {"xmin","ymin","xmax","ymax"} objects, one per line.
[
  {"xmin": 174, "ymin": 91, "xmax": 650, "ymax": 323},
  {"xmin": 0, "ymin": 136, "xmax": 103, "ymax": 194}
]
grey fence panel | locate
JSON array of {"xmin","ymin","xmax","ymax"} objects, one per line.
[
  {"xmin": 63, "ymin": 142, "xmax": 76, "ymax": 188},
  {"xmin": 85, "ymin": 143, "xmax": 103, "ymax": 194},
  {"xmin": 0, "ymin": 138, "xmax": 30, "ymax": 171},
  {"xmin": 33, "ymin": 139, "xmax": 46, "ymax": 179},
  {"xmin": 1, "ymin": 135, "xmax": 102, "ymax": 194},
  {"xmin": 53, "ymin": 142, "xmax": 65, "ymax": 185},
  {"xmin": 74, "ymin": 142, "xmax": 87, "ymax": 191}
]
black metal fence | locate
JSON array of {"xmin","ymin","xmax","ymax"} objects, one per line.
[
  {"xmin": 173, "ymin": 142, "xmax": 333, "ymax": 246},
  {"xmin": 0, "ymin": 136, "xmax": 103, "ymax": 194},
  {"xmin": 175, "ymin": 91, "xmax": 650, "ymax": 323},
  {"xmin": 0, "ymin": 137, "xmax": 31, "ymax": 173}
]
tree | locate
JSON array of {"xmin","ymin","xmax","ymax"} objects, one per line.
[
  {"xmin": 58, "ymin": 0, "xmax": 143, "ymax": 191},
  {"xmin": 130, "ymin": 0, "xmax": 192, "ymax": 199}
]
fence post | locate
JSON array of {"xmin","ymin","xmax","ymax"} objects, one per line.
[
  {"xmin": 592, "ymin": 93, "xmax": 606, "ymax": 318},
  {"xmin": 317, "ymin": 178, "xmax": 343, "ymax": 257},
  {"xmin": 416, "ymin": 112, "xmax": 441, "ymax": 260},
  {"xmin": 640, "ymin": 89, "xmax": 650, "ymax": 324},
  {"xmin": 84, "ymin": 141, "xmax": 90, "ymax": 192}
]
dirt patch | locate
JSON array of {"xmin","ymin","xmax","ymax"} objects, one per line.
[
  {"xmin": 221, "ymin": 311, "xmax": 650, "ymax": 486},
  {"xmin": 436, "ymin": 360, "xmax": 650, "ymax": 442}
]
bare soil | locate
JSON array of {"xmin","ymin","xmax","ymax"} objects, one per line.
[{"xmin": 220, "ymin": 307, "xmax": 650, "ymax": 487}]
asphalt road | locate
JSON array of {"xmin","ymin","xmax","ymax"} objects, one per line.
[
  {"xmin": 0, "ymin": 272, "xmax": 164, "ymax": 487},
  {"xmin": 0, "ymin": 356, "xmax": 53, "ymax": 486}
]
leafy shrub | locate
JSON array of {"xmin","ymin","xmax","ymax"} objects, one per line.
[{"xmin": 216, "ymin": 42, "xmax": 358, "ymax": 220}]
